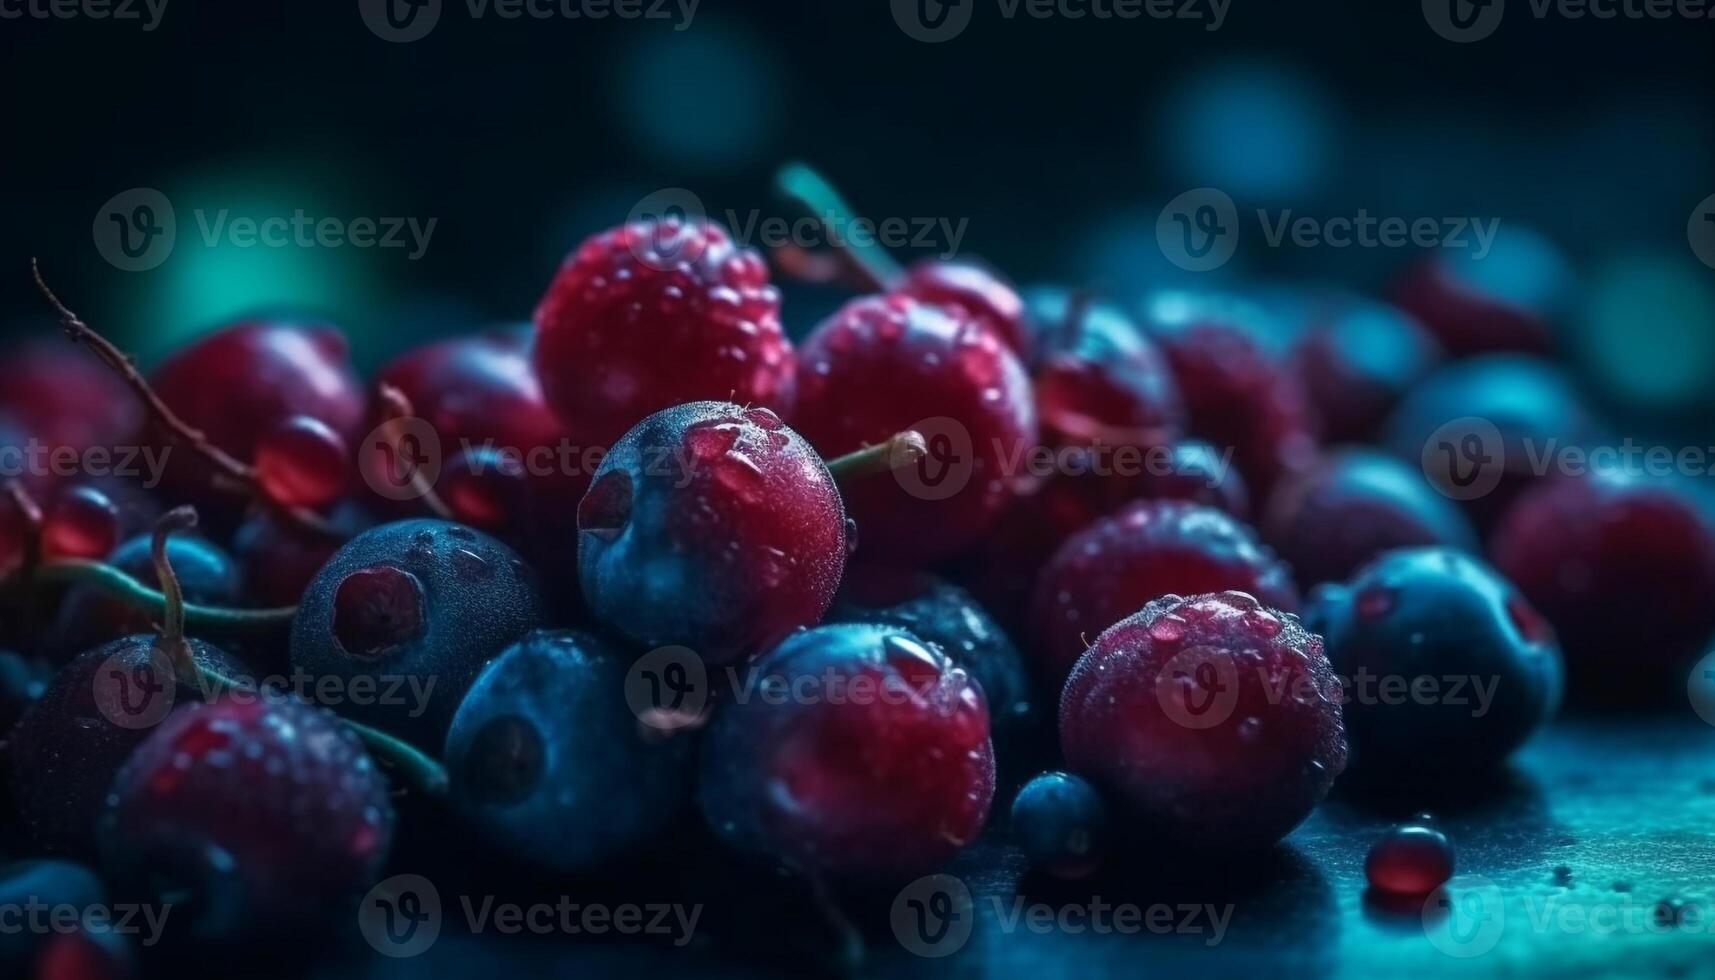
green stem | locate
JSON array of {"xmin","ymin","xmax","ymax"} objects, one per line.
[
  {"xmin": 775, "ymin": 163, "xmax": 905, "ymax": 291},
  {"xmin": 32, "ymin": 559, "xmax": 297, "ymax": 631},
  {"xmin": 825, "ymin": 430, "xmax": 927, "ymax": 485}
]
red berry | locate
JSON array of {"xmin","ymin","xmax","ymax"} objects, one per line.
[
  {"xmin": 1365, "ymin": 825, "xmax": 1455, "ymax": 896},
  {"xmin": 1390, "ymin": 229, "xmax": 1570, "ymax": 357},
  {"xmin": 1025, "ymin": 290, "xmax": 1185, "ymax": 449},
  {"xmin": 896, "ymin": 259, "xmax": 1028, "ymax": 355},
  {"xmin": 0, "ymin": 340, "xmax": 144, "ymax": 493},
  {"xmin": 253, "ymin": 415, "xmax": 349, "ymax": 510},
  {"xmin": 579, "ymin": 402, "xmax": 846, "ymax": 664},
  {"xmin": 376, "ymin": 328, "xmax": 564, "ymax": 465},
  {"xmin": 699, "ymin": 623, "xmax": 995, "ymax": 877},
  {"xmin": 533, "ymin": 218, "xmax": 793, "ymax": 450},
  {"xmin": 1031, "ymin": 500, "xmax": 1299, "ymax": 685},
  {"xmin": 1143, "ymin": 294, "xmax": 1320, "ymax": 498},
  {"xmin": 39, "ymin": 485, "xmax": 122, "ymax": 562},
  {"xmin": 99, "ymin": 694, "xmax": 395, "ymax": 939},
  {"xmin": 1060, "ymin": 591, "xmax": 1346, "ymax": 852},
  {"xmin": 1290, "ymin": 298, "xmax": 1442, "ymax": 442},
  {"xmin": 795, "ymin": 294, "xmax": 1037, "ymax": 565},
  {"xmin": 1490, "ymin": 470, "xmax": 1715, "ymax": 704},
  {"xmin": 150, "ymin": 320, "xmax": 365, "ymax": 499}
]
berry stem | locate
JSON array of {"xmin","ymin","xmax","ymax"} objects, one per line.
[
  {"xmin": 375, "ymin": 384, "xmax": 456, "ymax": 521},
  {"xmin": 774, "ymin": 163, "xmax": 904, "ymax": 292},
  {"xmin": 150, "ymin": 506, "xmax": 198, "ymax": 680},
  {"xmin": 30, "ymin": 559, "xmax": 297, "ymax": 631},
  {"xmin": 825, "ymin": 430, "xmax": 928, "ymax": 485},
  {"xmin": 30, "ymin": 261, "xmax": 343, "ymax": 540}
]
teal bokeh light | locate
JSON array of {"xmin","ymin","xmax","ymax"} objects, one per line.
[{"xmin": 1576, "ymin": 250, "xmax": 1715, "ymax": 412}]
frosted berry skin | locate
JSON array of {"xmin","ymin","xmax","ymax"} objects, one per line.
[
  {"xmin": 898, "ymin": 259, "xmax": 1029, "ymax": 356},
  {"xmin": 1142, "ymin": 294, "xmax": 1320, "ymax": 498},
  {"xmin": 98, "ymin": 694, "xmax": 395, "ymax": 941},
  {"xmin": 149, "ymin": 319, "xmax": 366, "ymax": 495},
  {"xmin": 1490, "ymin": 471, "xmax": 1715, "ymax": 704},
  {"xmin": 1011, "ymin": 770, "xmax": 1107, "ymax": 880},
  {"xmin": 1306, "ymin": 548, "xmax": 1561, "ymax": 771},
  {"xmin": 1059, "ymin": 591, "xmax": 1347, "ymax": 852},
  {"xmin": 829, "ymin": 566, "xmax": 1033, "ymax": 739},
  {"xmin": 1383, "ymin": 354, "xmax": 1594, "ymax": 527},
  {"xmin": 8, "ymin": 635, "xmax": 246, "ymax": 857},
  {"xmin": 443, "ymin": 630, "xmax": 692, "ymax": 872},
  {"xmin": 1365, "ymin": 825, "xmax": 1455, "ymax": 897},
  {"xmin": 290, "ymin": 519, "xmax": 542, "ymax": 745},
  {"xmin": 1390, "ymin": 229, "xmax": 1571, "ymax": 357},
  {"xmin": 533, "ymin": 218, "xmax": 794, "ymax": 450},
  {"xmin": 1263, "ymin": 449, "xmax": 1477, "ymax": 588},
  {"xmin": 1291, "ymin": 299, "xmax": 1442, "ymax": 442},
  {"xmin": 1031, "ymin": 500, "xmax": 1299, "ymax": 686},
  {"xmin": 794, "ymin": 294, "xmax": 1037, "ymax": 565},
  {"xmin": 578, "ymin": 402, "xmax": 846, "ymax": 665},
  {"xmin": 698, "ymin": 623, "xmax": 995, "ymax": 879}
]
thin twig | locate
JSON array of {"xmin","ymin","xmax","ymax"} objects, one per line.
[{"xmin": 375, "ymin": 384, "xmax": 455, "ymax": 520}]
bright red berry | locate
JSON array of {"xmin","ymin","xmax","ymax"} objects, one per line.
[
  {"xmin": 39, "ymin": 485, "xmax": 121, "ymax": 562},
  {"xmin": 896, "ymin": 259, "xmax": 1028, "ymax": 356},
  {"xmin": 794, "ymin": 293, "xmax": 1036, "ymax": 565},
  {"xmin": 1031, "ymin": 500, "xmax": 1299, "ymax": 685},
  {"xmin": 1365, "ymin": 824, "xmax": 1455, "ymax": 897},
  {"xmin": 253, "ymin": 415, "xmax": 349, "ymax": 510},
  {"xmin": 533, "ymin": 218, "xmax": 794, "ymax": 450},
  {"xmin": 1060, "ymin": 591, "xmax": 1346, "ymax": 852}
]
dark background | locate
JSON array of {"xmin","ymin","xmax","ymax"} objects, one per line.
[{"xmin": 2, "ymin": 0, "xmax": 1711, "ymax": 432}]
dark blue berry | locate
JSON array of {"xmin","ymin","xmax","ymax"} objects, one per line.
[
  {"xmin": 443, "ymin": 630, "xmax": 692, "ymax": 872},
  {"xmin": 290, "ymin": 519, "xmax": 541, "ymax": 747},
  {"xmin": 1011, "ymin": 771, "xmax": 1107, "ymax": 879}
]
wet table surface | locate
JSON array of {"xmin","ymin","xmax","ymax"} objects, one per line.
[{"xmin": 307, "ymin": 717, "xmax": 1715, "ymax": 980}]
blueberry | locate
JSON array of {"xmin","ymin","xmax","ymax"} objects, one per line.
[
  {"xmin": 1306, "ymin": 548, "xmax": 1562, "ymax": 772},
  {"xmin": 290, "ymin": 519, "xmax": 542, "ymax": 747},
  {"xmin": 49, "ymin": 532, "xmax": 240, "ymax": 658},
  {"xmin": 1011, "ymin": 771, "xmax": 1107, "ymax": 879},
  {"xmin": 443, "ymin": 630, "xmax": 692, "ymax": 872}
]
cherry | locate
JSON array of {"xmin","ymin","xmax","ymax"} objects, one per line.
[
  {"xmin": 533, "ymin": 217, "xmax": 794, "ymax": 450},
  {"xmin": 443, "ymin": 630, "xmax": 692, "ymax": 872},
  {"xmin": 39, "ymin": 484, "xmax": 122, "ymax": 562},
  {"xmin": 1031, "ymin": 500, "xmax": 1299, "ymax": 686},
  {"xmin": 149, "ymin": 318, "xmax": 366, "ymax": 500},
  {"xmin": 377, "ymin": 327, "xmax": 565, "ymax": 461},
  {"xmin": 1024, "ymin": 288, "xmax": 1185, "ymax": 448},
  {"xmin": 699, "ymin": 623, "xmax": 994, "ymax": 878},
  {"xmin": 1305, "ymin": 548, "xmax": 1561, "ymax": 772},
  {"xmin": 897, "ymin": 259, "xmax": 1029, "ymax": 356},
  {"xmin": 1383, "ymin": 354, "xmax": 1595, "ymax": 528},
  {"xmin": 1365, "ymin": 824, "xmax": 1455, "ymax": 897},
  {"xmin": 1060, "ymin": 591, "xmax": 1347, "ymax": 852},
  {"xmin": 252, "ymin": 414, "xmax": 348, "ymax": 510},
  {"xmin": 1011, "ymin": 770, "xmax": 1108, "ymax": 880},
  {"xmin": 829, "ymin": 566, "xmax": 1033, "ymax": 739},
  {"xmin": 8, "ymin": 633, "xmax": 248, "ymax": 856},
  {"xmin": 1263, "ymin": 449, "xmax": 1477, "ymax": 588},
  {"xmin": 1290, "ymin": 297, "xmax": 1442, "ymax": 442},
  {"xmin": 0, "ymin": 339, "xmax": 144, "ymax": 495},
  {"xmin": 1141, "ymin": 292, "xmax": 1320, "ymax": 498},
  {"xmin": 289, "ymin": 519, "xmax": 543, "ymax": 745},
  {"xmin": 98, "ymin": 692, "xmax": 395, "ymax": 941},
  {"xmin": 794, "ymin": 293, "xmax": 1037, "ymax": 565},
  {"xmin": 1490, "ymin": 470, "xmax": 1715, "ymax": 705},
  {"xmin": 578, "ymin": 401, "xmax": 846, "ymax": 665},
  {"xmin": 1390, "ymin": 228, "xmax": 1571, "ymax": 357}
]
